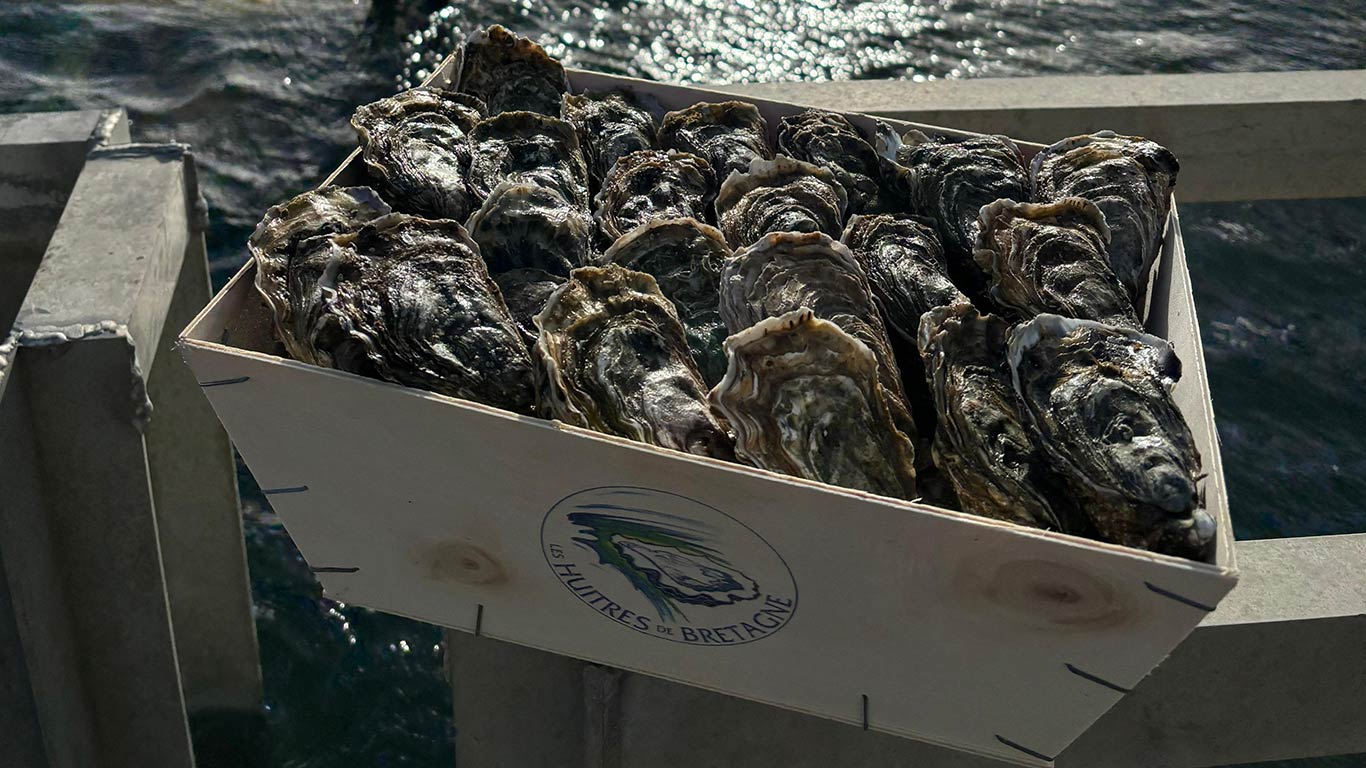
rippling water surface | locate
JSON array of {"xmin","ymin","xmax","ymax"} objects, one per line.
[{"xmin": 1, "ymin": 1, "xmax": 1363, "ymax": 765}]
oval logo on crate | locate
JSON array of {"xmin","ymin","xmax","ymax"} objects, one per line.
[{"xmin": 541, "ymin": 486, "xmax": 797, "ymax": 645}]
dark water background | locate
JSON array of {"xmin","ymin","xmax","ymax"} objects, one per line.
[{"xmin": 1, "ymin": 1, "xmax": 1364, "ymax": 765}]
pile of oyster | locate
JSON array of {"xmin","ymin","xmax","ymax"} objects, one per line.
[{"xmin": 248, "ymin": 25, "xmax": 1212, "ymax": 561}]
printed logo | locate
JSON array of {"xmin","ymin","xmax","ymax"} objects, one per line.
[{"xmin": 541, "ymin": 486, "xmax": 798, "ymax": 645}]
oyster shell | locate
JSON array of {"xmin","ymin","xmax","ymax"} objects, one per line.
[
  {"xmin": 974, "ymin": 198, "xmax": 1139, "ymax": 329},
  {"xmin": 303, "ymin": 213, "xmax": 536, "ymax": 413},
  {"xmin": 1008, "ymin": 314, "xmax": 1212, "ymax": 560},
  {"xmin": 593, "ymin": 149, "xmax": 716, "ymax": 243},
  {"xmin": 710, "ymin": 308, "xmax": 918, "ymax": 499},
  {"xmin": 468, "ymin": 111, "xmax": 589, "ymax": 210},
  {"xmin": 777, "ymin": 109, "xmax": 896, "ymax": 214},
  {"xmin": 561, "ymin": 90, "xmax": 659, "ymax": 186},
  {"xmin": 350, "ymin": 87, "xmax": 485, "ymax": 221},
  {"xmin": 465, "ymin": 180, "xmax": 593, "ymax": 277},
  {"xmin": 841, "ymin": 213, "xmax": 968, "ymax": 342},
  {"xmin": 601, "ymin": 217, "xmax": 731, "ymax": 387},
  {"xmin": 535, "ymin": 264, "xmax": 735, "ymax": 460},
  {"xmin": 878, "ymin": 127, "xmax": 1029, "ymax": 303},
  {"xmin": 459, "ymin": 25, "xmax": 568, "ymax": 116},
  {"xmin": 918, "ymin": 304, "xmax": 1065, "ymax": 529},
  {"xmin": 495, "ymin": 267, "xmax": 566, "ymax": 348},
  {"xmin": 1031, "ymin": 131, "xmax": 1179, "ymax": 316},
  {"xmin": 658, "ymin": 101, "xmax": 774, "ymax": 180},
  {"xmin": 715, "ymin": 155, "xmax": 848, "ymax": 249},
  {"xmin": 719, "ymin": 230, "xmax": 919, "ymax": 455},
  {"xmin": 249, "ymin": 186, "xmax": 392, "ymax": 366}
]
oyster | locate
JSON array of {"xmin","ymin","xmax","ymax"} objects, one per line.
[
  {"xmin": 1031, "ymin": 131, "xmax": 1179, "ymax": 316},
  {"xmin": 249, "ymin": 186, "xmax": 391, "ymax": 366},
  {"xmin": 535, "ymin": 264, "xmax": 735, "ymax": 460},
  {"xmin": 465, "ymin": 181, "xmax": 593, "ymax": 277},
  {"xmin": 468, "ymin": 111, "xmax": 589, "ymax": 210},
  {"xmin": 601, "ymin": 217, "xmax": 731, "ymax": 386},
  {"xmin": 719, "ymin": 231, "xmax": 918, "ymax": 454},
  {"xmin": 918, "ymin": 304, "xmax": 1066, "ymax": 530},
  {"xmin": 710, "ymin": 309, "xmax": 918, "ymax": 499},
  {"xmin": 350, "ymin": 87, "xmax": 485, "ymax": 221},
  {"xmin": 459, "ymin": 25, "xmax": 568, "ymax": 116},
  {"xmin": 841, "ymin": 213, "xmax": 968, "ymax": 342},
  {"xmin": 715, "ymin": 155, "xmax": 848, "ymax": 249},
  {"xmin": 1009, "ymin": 314, "xmax": 1212, "ymax": 560},
  {"xmin": 878, "ymin": 127, "xmax": 1029, "ymax": 302},
  {"xmin": 593, "ymin": 149, "xmax": 716, "ymax": 243},
  {"xmin": 658, "ymin": 101, "xmax": 774, "ymax": 180},
  {"xmin": 974, "ymin": 198, "xmax": 1139, "ymax": 329},
  {"xmin": 301, "ymin": 213, "xmax": 536, "ymax": 413},
  {"xmin": 495, "ymin": 267, "xmax": 565, "ymax": 347},
  {"xmin": 777, "ymin": 109, "xmax": 896, "ymax": 214},
  {"xmin": 561, "ymin": 90, "xmax": 659, "ymax": 186}
]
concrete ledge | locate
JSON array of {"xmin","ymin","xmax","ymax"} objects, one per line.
[{"xmin": 717, "ymin": 70, "xmax": 1366, "ymax": 203}]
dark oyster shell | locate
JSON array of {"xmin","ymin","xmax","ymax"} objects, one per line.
[
  {"xmin": 841, "ymin": 213, "xmax": 968, "ymax": 342},
  {"xmin": 535, "ymin": 264, "xmax": 735, "ymax": 460},
  {"xmin": 974, "ymin": 198, "xmax": 1139, "ymax": 329},
  {"xmin": 593, "ymin": 149, "xmax": 716, "ymax": 243},
  {"xmin": 459, "ymin": 25, "xmax": 568, "ymax": 115},
  {"xmin": 601, "ymin": 217, "xmax": 731, "ymax": 387},
  {"xmin": 561, "ymin": 90, "xmax": 659, "ymax": 186},
  {"xmin": 468, "ymin": 111, "xmax": 589, "ymax": 210},
  {"xmin": 1031, "ymin": 131, "xmax": 1179, "ymax": 317},
  {"xmin": 305, "ymin": 213, "xmax": 536, "ymax": 413},
  {"xmin": 710, "ymin": 308, "xmax": 918, "ymax": 499},
  {"xmin": 719, "ymin": 230, "xmax": 919, "ymax": 457},
  {"xmin": 777, "ymin": 109, "xmax": 896, "ymax": 214},
  {"xmin": 495, "ymin": 267, "xmax": 565, "ymax": 348},
  {"xmin": 1008, "ymin": 314, "xmax": 1212, "ymax": 560},
  {"xmin": 658, "ymin": 101, "xmax": 774, "ymax": 180},
  {"xmin": 918, "ymin": 304, "xmax": 1065, "ymax": 530},
  {"xmin": 465, "ymin": 181, "xmax": 593, "ymax": 277},
  {"xmin": 351, "ymin": 87, "xmax": 485, "ymax": 221},
  {"xmin": 878, "ymin": 127, "xmax": 1029, "ymax": 303},
  {"xmin": 249, "ymin": 186, "xmax": 392, "ymax": 366},
  {"xmin": 714, "ymin": 155, "xmax": 848, "ymax": 249}
]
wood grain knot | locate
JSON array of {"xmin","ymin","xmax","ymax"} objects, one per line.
[
  {"xmin": 422, "ymin": 541, "xmax": 507, "ymax": 586},
  {"xmin": 958, "ymin": 558, "xmax": 1130, "ymax": 631}
]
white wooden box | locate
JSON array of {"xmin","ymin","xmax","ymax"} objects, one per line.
[{"xmin": 179, "ymin": 61, "xmax": 1237, "ymax": 766}]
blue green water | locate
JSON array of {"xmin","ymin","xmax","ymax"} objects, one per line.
[{"xmin": 1, "ymin": 1, "xmax": 1363, "ymax": 765}]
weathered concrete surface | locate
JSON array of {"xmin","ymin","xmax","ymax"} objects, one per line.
[
  {"xmin": 0, "ymin": 109, "xmax": 128, "ymax": 332},
  {"xmin": 448, "ymin": 533, "xmax": 1366, "ymax": 767},
  {"xmin": 718, "ymin": 69, "xmax": 1366, "ymax": 202}
]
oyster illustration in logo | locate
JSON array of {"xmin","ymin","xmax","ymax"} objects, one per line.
[{"xmin": 542, "ymin": 487, "xmax": 797, "ymax": 645}]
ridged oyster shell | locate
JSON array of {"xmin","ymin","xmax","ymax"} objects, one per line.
[
  {"xmin": 535, "ymin": 264, "xmax": 735, "ymax": 460},
  {"xmin": 841, "ymin": 213, "xmax": 968, "ymax": 342},
  {"xmin": 878, "ymin": 127, "xmax": 1029, "ymax": 303},
  {"xmin": 459, "ymin": 25, "xmax": 568, "ymax": 115},
  {"xmin": 719, "ymin": 230, "xmax": 919, "ymax": 459},
  {"xmin": 710, "ymin": 308, "xmax": 918, "ymax": 499},
  {"xmin": 300, "ymin": 213, "xmax": 536, "ymax": 413},
  {"xmin": 465, "ymin": 181, "xmax": 593, "ymax": 277},
  {"xmin": 249, "ymin": 186, "xmax": 392, "ymax": 366},
  {"xmin": 601, "ymin": 217, "xmax": 731, "ymax": 387},
  {"xmin": 974, "ymin": 198, "xmax": 1139, "ymax": 329},
  {"xmin": 777, "ymin": 109, "xmax": 895, "ymax": 214},
  {"xmin": 715, "ymin": 155, "xmax": 848, "ymax": 249},
  {"xmin": 561, "ymin": 90, "xmax": 659, "ymax": 186},
  {"xmin": 593, "ymin": 149, "xmax": 715, "ymax": 243},
  {"xmin": 1031, "ymin": 131, "xmax": 1179, "ymax": 317},
  {"xmin": 495, "ymin": 267, "xmax": 565, "ymax": 348},
  {"xmin": 658, "ymin": 101, "xmax": 774, "ymax": 180},
  {"xmin": 468, "ymin": 111, "xmax": 589, "ymax": 210},
  {"xmin": 1008, "ymin": 314, "xmax": 1211, "ymax": 560},
  {"xmin": 918, "ymin": 304, "xmax": 1065, "ymax": 529},
  {"xmin": 350, "ymin": 87, "xmax": 485, "ymax": 221}
]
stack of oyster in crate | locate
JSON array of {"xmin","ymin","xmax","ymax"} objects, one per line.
[{"xmin": 247, "ymin": 25, "xmax": 1209, "ymax": 562}]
